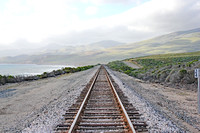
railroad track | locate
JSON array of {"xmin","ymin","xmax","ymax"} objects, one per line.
[{"xmin": 56, "ymin": 65, "xmax": 147, "ymax": 133}]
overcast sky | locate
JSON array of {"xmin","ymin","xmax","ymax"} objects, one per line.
[{"xmin": 0, "ymin": 0, "xmax": 200, "ymax": 52}]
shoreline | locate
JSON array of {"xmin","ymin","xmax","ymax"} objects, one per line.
[
  {"xmin": 0, "ymin": 65, "xmax": 95, "ymax": 86},
  {"xmin": 0, "ymin": 64, "xmax": 72, "ymax": 76}
]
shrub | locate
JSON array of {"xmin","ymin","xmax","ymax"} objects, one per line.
[
  {"xmin": 179, "ymin": 69, "xmax": 187, "ymax": 75},
  {"xmin": 186, "ymin": 60, "xmax": 198, "ymax": 67},
  {"xmin": 124, "ymin": 70, "xmax": 132, "ymax": 75}
]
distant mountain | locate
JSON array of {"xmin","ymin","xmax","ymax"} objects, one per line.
[
  {"xmin": 116, "ymin": 27, "xmax": 200, "ymax": 55},
  {"xmin": 88, "ymin": 40, "xmax": 123, "ymax": 48},
  {"xmin": 99, "ymin": 27, "xmax": 200, "ymax": 60},
  {"xmin": 37, "ymin": 40, "xmax": 123, "ymax": 55},
  {"xmin": 0, "ymin": 40, "xmax": 124, "ymax": 65},
  {"xmin": 0, "ymin": 28, "xmax": 200, "ymax": 65}
]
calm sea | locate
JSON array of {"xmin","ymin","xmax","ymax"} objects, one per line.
[{"xmin": 0, "ymin": 64, "xmax": 73, "ymax": 76}]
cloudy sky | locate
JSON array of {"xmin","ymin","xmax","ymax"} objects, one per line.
[{"xmin": 0, "ymin": 0, "xmax": 200, "ymax": 56}]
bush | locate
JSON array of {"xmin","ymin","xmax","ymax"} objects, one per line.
[
  {"xmin": 108, "ymin": 61, "xmax": 135, "ymax": 73},
  {"xmin": 179, "ymin": 69, "xmax": 187, "ymax": 75},
  {"xmin": 186, "ymin": 60, "xmax": 198, "ymax": 67},
  {"xmin": 124, "ymin": 70, "xmax": 132, "ymax": 75}
]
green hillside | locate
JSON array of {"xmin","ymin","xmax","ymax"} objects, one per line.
[
  {"xmin": 134, "ymin": 51, "xmax": 200, "ymax": 59},
  {"xmin": 108, "ymin": 51, "xmax": 200, "ymax": 90},
  {"xmin": 103, "ymin": 28, "xmax": 200, "ymax": 58}
]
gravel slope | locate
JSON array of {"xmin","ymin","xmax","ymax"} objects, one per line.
[
  {"xmin": 0, "ymin": 66, "xmax": 99, "ymax": 133},
  {"xmin": 106, "ymin": 67, "xmax": 200, "ymax": 133}
]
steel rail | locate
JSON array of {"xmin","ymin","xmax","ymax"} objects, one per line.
[
  {"xmin": 67, "ymin": 66, "xmax": 101, "ymax": 133},
  {"xmin": 104, "ymin": 67, "xmax": 137, "ymax": 133}
]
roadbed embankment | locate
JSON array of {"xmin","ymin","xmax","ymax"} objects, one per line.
[
  {"xmin": 107, "ymin": 67, "xmax": 200, "ymax": 132},
  {"xmin": 0, "ymin": 66, "xmax": 99, "ymax": 133}
]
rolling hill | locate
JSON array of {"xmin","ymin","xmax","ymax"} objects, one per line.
[
  {"xmin": 0, "ymin": 28, "xmax": 200, "ymax": 65},
  {"xmin": 103, "ymin": 28, "xmax": 200, "ymax": 57}
]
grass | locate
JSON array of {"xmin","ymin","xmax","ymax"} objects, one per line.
[
  {"xmin": 126, "ymin": 51, "xmax": 200, "ymax": 71},
  {"xmin": 107, "ymin": 61, "xmax": 136, "ymax": 76},
  {"xmin": 134, "ymin": 51, "xmax": 200, "ymax": 59},
  {"xmin": 107, "ymin": 51, "xmax": 200, "ymax": 81}
]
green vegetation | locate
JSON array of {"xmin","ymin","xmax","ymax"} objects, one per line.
[
  {"xmin": 73, "ymin": 65, "xmax": 94, "ymax": 72},
  {"xmin": 132, "ymin": 51, "xmax": 200, "ymax": 68},
  {"xmin": 109, "ymin": 52, "xmax": 199, "ymax": 79},
  {"xmin": 125, "ymin": 52, "xmax": 200, "ymax": 76},
  {"xmin": 108, "ymin": 61, "xmax": 135, "ymax": 74},
  {"xmin": 108, "ymin": 51, "xmax": 200, "ymax": 87},
  {"xmin": 135, "ymin": 51, "xmax": 200, "ymax": 59},
  {"xmin": 0, "ymin": 65, "xmax": 95, "ymax": 85},
  {"xmin": 108, "ymin": 61, "xmax": 137, "ymax": 76}
]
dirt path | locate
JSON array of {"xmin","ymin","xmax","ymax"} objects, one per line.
[
  {"xmin": 0, "ymin": 66, "xmax": 99, "ymax": 133},
  {"xmin": 123, "ymin": 61, "xmax": 141, "ymax": 69}
]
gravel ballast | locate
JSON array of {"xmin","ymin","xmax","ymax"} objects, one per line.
[
  {"xmin": 0, "ymin": 66, "xmax": 99, "ymax": 133},
  {"xmin": 106, "ymin": 66, "xmax": 200, "ymax": 133},
  {"xmin": 1, "ymin": 65, "xmax": 199, "ymax": 133}
]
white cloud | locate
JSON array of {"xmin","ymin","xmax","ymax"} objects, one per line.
[
  {"xmin": 75, "ymin": 0, "xmax": 199, "ymax": 34},
  {"xmin": 85, "ymin": 6, "xmax": 98, "ymax": 15},
  {"xmin": 51, "ymin": 0, "xmax": 200, "ymax": 44},
  {"xmin": 0, "ymin": 0, "xmax": 199, "ymax": 50},
  {"xmin": 0, "ymin": 0, "xmax": 78, "ymax": 43},
  {"xmin": 80, "ymin": 0, "xmax": 143, "ymax": 5}
]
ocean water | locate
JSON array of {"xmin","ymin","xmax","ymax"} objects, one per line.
[{"xmin": 0, "ymin": 64, "xmax": 73, "ymax": 76}]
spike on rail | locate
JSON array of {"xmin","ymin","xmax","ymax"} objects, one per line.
[{"xmin": 55, "ymin": 65, "xmax": 148, "ymax": 133}]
